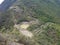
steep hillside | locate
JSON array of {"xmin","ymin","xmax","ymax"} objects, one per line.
[
  {"xmin": 20, "ymin": 0, "xmax": 60, "ymax": 23},
  {"xmin": 0, "ymin": 0, "xmax": 16, "ymax": 12},
  {"xmin": 0, "ymin": 0, "xmax": 60, "ymax": 45}
]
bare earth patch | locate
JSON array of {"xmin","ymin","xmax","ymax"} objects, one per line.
[
  {"xmin": 14, "ymin": 22, "xmax": 33, "ymax": 38},
  {"xmin": 20, "ymin": 22, "xmax": 30, "ymax": 29}
]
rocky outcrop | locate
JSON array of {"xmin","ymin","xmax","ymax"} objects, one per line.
[
  {"xmin": 0, "ymin": 33, "xmax": 24, "ymax": 45},
  {"xmin": 7, "ymin": 41, "xmax": 24, "ymax": 45},
  {"xmin": 0, "ymin": 33, "xmax": 7, "ymax": 45}
]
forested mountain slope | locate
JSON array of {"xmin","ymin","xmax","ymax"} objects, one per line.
[
  {"xmin": 0, "ymin": 0, "xmax": 60, "ymax": 45},
  {"xmin": 20, "ymin": 0, "xmax": 60, "ymax": 23}
]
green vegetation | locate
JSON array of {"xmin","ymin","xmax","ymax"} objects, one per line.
[{"xmin": 0, "ymin": 0, "xmax": 60, "ymax": 45}]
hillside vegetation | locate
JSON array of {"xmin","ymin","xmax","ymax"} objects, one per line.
[{"xmin": 0, "ymin": 0, "xmax": 60, "ymax": 45}]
